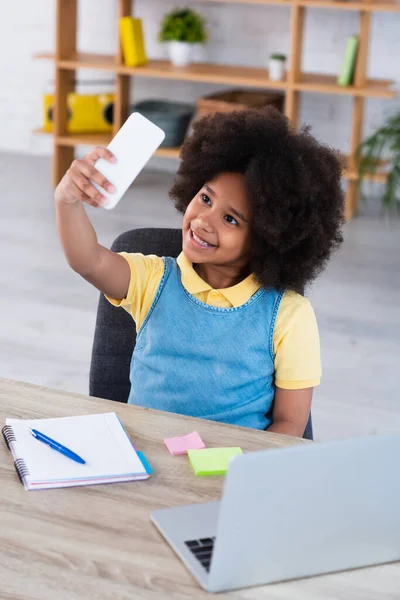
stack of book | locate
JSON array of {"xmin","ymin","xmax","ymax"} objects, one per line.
[
  {"xmin": 119, "ymin": 17, "xmax": 147, "ymax": 67},
  {"xmin": 337, "ymin": 35, "xmax": 359, "ymax": 86}
]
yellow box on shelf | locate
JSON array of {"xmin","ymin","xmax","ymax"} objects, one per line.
[
  {"xmin": 119, "ymin": 17, "xmax": 147, "ymax": 67},
  {"xmin": 43, "ymin": 93, "xmax": 114, "ymax": 133}
]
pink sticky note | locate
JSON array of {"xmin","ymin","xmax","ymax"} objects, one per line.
[{"xmin": 164, "ymin": 431, "xmax": 206, "ymax": 456}]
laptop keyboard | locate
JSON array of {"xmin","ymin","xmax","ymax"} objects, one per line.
[{"xmin": 185, "ymin": 537, "xmax": 215, "ymax": 572}]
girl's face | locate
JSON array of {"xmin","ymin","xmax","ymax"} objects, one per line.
[{"xmin": 182, "ymin": 172, "xmax": 252, "ymax": 269}]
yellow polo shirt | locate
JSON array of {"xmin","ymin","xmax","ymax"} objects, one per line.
[{"xmin": 107, "ymin": 252, "xmax": 321, "ymax": 390}]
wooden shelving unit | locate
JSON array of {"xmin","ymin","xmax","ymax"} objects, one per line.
[{"xmin": 36, "ymin": 0, "xmax": 398, "ymax": 219}]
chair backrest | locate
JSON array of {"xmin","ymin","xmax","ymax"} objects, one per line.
[{"xmin": 89, "ymin": 227, "xmax": 313, "ymax": 440}]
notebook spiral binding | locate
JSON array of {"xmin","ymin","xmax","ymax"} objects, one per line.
[
  {"xmin": 2, "ymin": 425, "xmax": 30, "ymax": 485},
  {"xmin": 14, "ymin": 458, "xmax": 30, "ymax": 484},
  {"xmin": 1, "ymin": 425, "xmax": 16, "ymax": 450}
]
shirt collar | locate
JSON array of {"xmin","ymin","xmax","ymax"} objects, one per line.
[{"xmin": 177, "ymin": 252, "xmax": 260, "ymax": 308}]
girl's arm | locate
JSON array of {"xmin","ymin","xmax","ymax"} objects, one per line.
[
  {"xmin": 55, "ymin": 147, "xmax": 130, "ymax": 300},
  {"xmin": 267, "ymin": 387, "xmax": 313, "ymax": 438}
]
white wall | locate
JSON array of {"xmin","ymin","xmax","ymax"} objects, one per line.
[{"xmin": 0, "ymin": 0, "xmax": 399, "ymax": 159}]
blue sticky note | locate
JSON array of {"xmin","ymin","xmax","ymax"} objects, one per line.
[{"xmin": 137, "ymin": 451, "xmax": 152, "ymax": 475}]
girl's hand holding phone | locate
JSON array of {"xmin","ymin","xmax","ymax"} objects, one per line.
[
  {"xmin": 55, "ymin": 114, "xmax": 165, "ymax": 210},
  {"xmin": 54, "ymin": 146, "xmax": 116, "ymax": 208}
]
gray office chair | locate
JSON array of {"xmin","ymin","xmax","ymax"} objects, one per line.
[{"xmin": 89, "ymin": 227, "xmax": 313, "ymax": 440}]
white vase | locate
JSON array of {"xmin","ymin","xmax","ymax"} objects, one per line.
[
  {"xmin": 269, "ymin": 58, "xmax": 286, "ymax": 81},
  {"xmin": 168, "ymin": 41, "xmax": 193, "ymax": 67}
]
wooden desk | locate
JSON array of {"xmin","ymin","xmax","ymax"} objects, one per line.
[{"xmin": 0, "ymin": 378, "xmax": 398, "ymax": 599}]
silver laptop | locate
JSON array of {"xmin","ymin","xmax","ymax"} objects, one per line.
[{"xmin": 151, "ymin": 435, "xmax": 400, "ymax": 593}]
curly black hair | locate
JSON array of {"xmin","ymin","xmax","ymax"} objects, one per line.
[{"xmin": 169, "ymin": 107, "xmax": 345, "ymax": 292}]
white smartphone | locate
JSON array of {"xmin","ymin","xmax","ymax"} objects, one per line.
[{"xmin": 91, "ymin": 112, "xmax": 165, "ymax": 210}]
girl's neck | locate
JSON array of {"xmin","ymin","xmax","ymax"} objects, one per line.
[{"xmin": 194, "ymin": 262, "xmax": 251, "ymax": 290}]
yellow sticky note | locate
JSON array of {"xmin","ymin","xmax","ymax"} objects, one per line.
[{"xmin": 188, "ymin": 447, "xmax": 243, "ymax": 476}]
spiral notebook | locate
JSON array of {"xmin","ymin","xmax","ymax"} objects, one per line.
[{"xmin": 2, "ymin": 412, "xmax": 151, "ymax": 490}]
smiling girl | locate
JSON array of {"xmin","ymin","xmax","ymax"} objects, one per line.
[{"xmin": 55, "ymin": 108, "xmax": 344, "ymax": 437}]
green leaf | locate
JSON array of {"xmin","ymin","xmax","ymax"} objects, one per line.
[
  {"xmin": 159, "ymin": 8, "xmax": 207, "ymax": 44},
  {"xmin": 356, "ymin": 108, "xmax": 400, "ymax": 213}
]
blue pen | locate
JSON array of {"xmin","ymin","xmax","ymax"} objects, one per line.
[{"xmin": 29, "ymin": 428, "xmax": 86, "ymax": 465}]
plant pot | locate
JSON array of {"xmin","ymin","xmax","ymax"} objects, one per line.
[
  {"xmin": 168, "ymin": 41, "xmax": 194, "ymax": 67},
  {"xmin": 268, "ymin": 58, "xmax": 286, "ymax": 82}
]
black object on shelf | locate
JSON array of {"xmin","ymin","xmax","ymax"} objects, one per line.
[{"xmin": 130, "ymin": 100, "xmax": 195, "ymax": 147}]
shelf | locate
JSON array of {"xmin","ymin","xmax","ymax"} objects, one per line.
[
  {"xmin": 39, "ymin": 0, "xmax": 400, "ymax": 217},
  {"xmin": 119, "ymin": 60, "xmax": 289, "ymax": 88},
  {"xmin": 34, "ymin": 129, "xmax": 388, "ymax": 181},
  {"xmin": 181, "ymin": 0, "xmax": 400, "ymax": 10},
  {"xmin": 33, "ymin": 129, "xmax": 180, "ymax": 159},
  {"xmin": 342, "ymin": 155, "xmax": 388, "ymax": 183},
  {"xmin": 297, "ymin": 0, "xmax": 400, "ymax": 11},
  {"xmin": 344, "ymin": 168, "xmax": 388, "ymax": 183},
  {"xmin": 198, "ymin": 0, "xmax": 291, "ymax": 4},
  {"xmin": 345, "ymin": 171, "xmax": 387, "ymax": 183},
  {"xmin": 35, "ymin": 53, "xmax": 397, "ymax": 98},
  {"xmin": 294, "ymin": 72, "xmax": 396, "ymax": 98},
  {"xmin": 37, "ymin": 53, "xmax": 288, "ymax": 89},
  {"xmin": 35, "ymin": 52, "xmax": 118, "ymax": 71}
]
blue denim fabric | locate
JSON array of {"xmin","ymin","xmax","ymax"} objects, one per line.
[{"xmin": 128, "ymin": 257, "xmax": 283, "ymax": 430}]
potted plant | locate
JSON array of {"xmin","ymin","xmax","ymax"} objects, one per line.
[
  {"xmin": 356, "ymin": 110, "xmax": 400, "ymax": 211},
  {"xmin": 268, "ymin": 54, "xmax": 286, "ymax": 82},
  {"xmin": 159, "ymin": 7, "xmax": 207, "ymax": 68}
]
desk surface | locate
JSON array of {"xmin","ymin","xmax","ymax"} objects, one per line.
[{"xmin": 0, "ymin": 378, "xmax": 398, "ymax": 599}]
